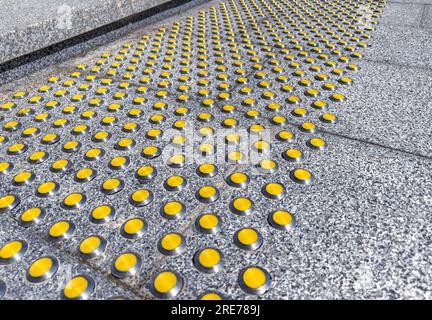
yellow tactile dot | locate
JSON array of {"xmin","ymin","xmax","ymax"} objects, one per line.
[
  {"xmin": 1, "ymin": 102, "xmax": 16, "ymax": 110},
  {"xmin": 48, "ymin": 220, "xmax": 75, "ymax": 241},
  {"xmin": 150, "ymin": 270, "xmax": 184, "ymax": 299},
  {"xmin": 266, "ymin": 102, "xmax": 281, "ymax": 111},
  {"xmin": 44, "ymin": 100, "xmax": 60, "ymax": 109},
  {"xmin": 62, "ymin": 105, "xmax": 76, "ymax": 114},
  {"xmin": 107, "ymin": 103, "xmax": 123, "ymax": 112},
  {"xmin": 146, "ymin": 129, "xmax": 162, "ymax": 140},
  {"xmin": 160, "ymin": 201, "xmax": 185, "ymax": 220},
  {"xmin": 320, "ymin": 113, "xmax": 338, "ymax": 124},
  {"xmin": 63, "ymin": 193, "xmax": 86, "ymax": 210},
  {"xmin": 283, "ymin": 147, "xmax": 304, "ymax": 162},
  {"xmin": 227, "ymin": 151, "xmax": 245, "ymax": 164},
  {"xmin": 40, "ymin": 133, "xmax": 59, "ymax": 145},
  {"xmin": 19, "ymin": 207, "xmax": 46, "ymax": 227},
  {"xmin": 36, "ymin": 181, "xmax": 59, "ymax": 197},
  {"xmin": 256, "ymin": 159, "xmax": 279, "ymax": 174},
  {"xmin": 101, "ymin": 178, "xmax": 124, "ymax": 195},
  {"xmin": 253, "ymin": 140, "xmax": 271, "ymax": 153},
  {"xmin": 238, "ymin": 266, "xmax": 271, "ymax": 295},
  {"xmin": 122, "ymin": 122, "xmax": 140, "ymax": 133},
  {"xmin": 3, "ymin": 120, "xmax": 21, "ymax": 131},
  {"xmin": 197, "ymin": 112, "xmax": 214, "ymax": 122},
  {"xmin": 168, "ymin": 153, "xmax": 186, "ymax": 167},
  {"xmin": 307, "ymin": 138, "xmax": 328, "ymax": 150},
  {"xmin": 0, "ymin": 240, "xmax": 27, "ymax": 264},
  {"xmin": 196, "ymin": 185, "xmax": 220, "ymax": 203},
  {"xmin": 0, "ymin": 162, "xmax": 13, "ymax": 175},
  {"xmin": 195, "ymin": 213, "xmax": 221, "ymax": 235},
  {"xmin": 111, "ymin": 252, "xmax": 142, "ymax": 278},
  {"xmin": 312, "ymin": 100, "xmax": 328, "ymax": 110},
  {"xmin": 115, "ymin": 138, "xmax": 136, "ymax": 151},
  {"xmin": 196, "ymin": 163, "xmax": 218, "ymax": 178},
  {"xmin": 92, "ymin": 130, "xmax": 111, "ymax": 143},
  {"xmin": 225, "ymin": 133, "xmax": 240, "ymax": 145},
  {"xmin": 174, "ymin": 107, "xmax": 189, "ymax": 117},
  {"xmin": 52, "ymin": 118, "xmax": 69, "ymax": 128},
  {"xmin": 26, "ymin": 256, "xmax": 59, "ymax": 283},
  {"xmin": 226, "ymin": 171, "xmax": 250, "ymax": 188},
  {"xmin": 299, "ymin": 122, "xmax": 316, "ymax": 133},
  {"xmin": 35, "ymin": 113, "xmax": 51, "ymax": 122},
  {"xmin": 13, "ymin": 91, "xmax": 28, "ymax": 99},
  {"xmin": 141, "ymin": 145, "xmax": 161, "ymax": 159},
  {"xmin": 230, "ymin": 197, "xmax": 254, "ymax": 216},
  {"xmin": 262, "ymin": 182, "xmax": 286, "ymax": 199},
  {"xmin": 290, "ymin": 168, "xmax": 314, "ymax": 185},
  {"xmin": 101, "ymin": 116, "xmax": 117, "ymax": 126},
  {"xmin": 81, "ymin": 110, "xmax": 96, "ymax": 120},
  {"xmin": 268, "ymin": 210, "xmax": 296, "ymax": 231},
  {"xmin": 234, "ymin": 228, "xmax": 263, "ymax": 251},
  {"xmin": 84, "ymin": 148, "xmax": 104, "ymax": 161},
  {"xmin": 13, "ymin": 171, "xmax": 35, "ymax": 186},
  {"xmin": 129, "ymin": 189, "xmax": 153, "ymax": 207},
  {"xmin": 17, "ymin": 107, "xmax": 34, "ymax": 117},
  {"xmin": 172, "ymin": 120, "xmax": 188, "ymax": 130},
  {"xmin": 199, "ymin": 292, "xmax": 224, "ymax": 300},
  {"xmin": 245, "ymin": 110, "xmax": 261, "ymax": 120},
  {"xmin": 220, "ymin": 104, "xmax": 236, "ymax": 113},
  {"xmin": 128, "ymin": 108, "xmax": 143, "ymax": 118},
  {"xmin": 108, "ymin": 156, "xmax": 130, "ymax": 171},
  {"xmin": 7, "ymin": 143, "xmax": 28, "ymax": 155},
  {"xmin": 62, "ymin": 275, "xmax": 95, "ymax": 300},
  {"xmin": 50, "ymin": 159, "xmax": 71, "ymax": 173},
  {"xmin": 291, "ymin": 107, "xmax": 309, "ymax": 118},
  {"xmin": 79, "ymin": 236, "xmax": 107, "ymax": 259},
  {"xmin": 121, "ymin": 218, "xmax": 147, "ymax": 239},
  {"xmin": 62, "ymin": 140, "xmax": 81, "ymax": 153},
  {"xmin": 164, "ymin": 175, "xmax": 187, "ymax": 191},
  {"xmin": 331, "ymin": 93, "xmax": 346, "ymax": 102},
  {"xmin": 193, "ymin": 247, "xmax": 224, "ymax": 273},
  {"xmin": 158, "ymin": 232, "xmax": 186, "ymax": 256}
]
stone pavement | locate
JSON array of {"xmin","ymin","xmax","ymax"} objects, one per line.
[{"xmin": 0, "ymin": 0, "xmax": 431, "ymax": 300}]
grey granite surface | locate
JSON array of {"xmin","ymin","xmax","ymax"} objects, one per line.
[
  {"xmin": 0, "ymin": 0, "xmax": 431, "ymax": 300},
  {"xmin": 0, "ymin": 0, "xmax": 172, "ymax": 64}
]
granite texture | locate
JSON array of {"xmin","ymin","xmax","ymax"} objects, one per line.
[
  {"xmin": 318, "ymin": 60, "xmax": 432, "ymax": 158},
  {"xmin": 0, "ymin": 215, "xmax": 138, "ymax": 300},
  {"xmin": 0, "ymin": 0, "xmax": 172, "ymax": 64},
  {"xmin": 153, "ymin": 131, "xmax": 432, "ymax": 299},
  {"xmin": 1, "ymin": 0, "xmax": 432, "ymax": 300},
  {"xmin": 366, "ymin": 24, "xmax": 432, "ymax": 69}
]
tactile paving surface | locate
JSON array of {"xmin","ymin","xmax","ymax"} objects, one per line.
[{"xmin": 0, "ymin": 0, "xmax": 386, "ymax": 300}]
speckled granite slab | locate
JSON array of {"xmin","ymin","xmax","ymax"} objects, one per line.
[{"xmin": 0, "ymin": 0, "xmax": 172, "ymax": 64}]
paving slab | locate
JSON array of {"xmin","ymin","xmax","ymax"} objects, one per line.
[
  {"xmin": 380, "ymin": 2, "xmax": 425, "ymax": 26},
  {"xmin": 1, "ymin": 0, "xmax": 431, "ymax": 300},
  {"xmin": 0, "ymin": 215, "xmax": 139, "ymax": 300},
  {"xmin": 366, "ymin": 23, "xmax": 432, "ymax": 69},
  {"xmin": 318, "ymin": 60, "xmax": 432, "ymax": 158}
]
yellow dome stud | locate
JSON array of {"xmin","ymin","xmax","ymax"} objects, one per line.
[
  {"xmin": 111, "ymin": 252, "xmax": 142, "ymax": 279},
  {"xmin": 238, "ymin": 266, "xmax": 271, "ymax": 295},
  {"xmin": 0, "ymin": 239, "xmax": 28, "ymax": 264},
  {"xmin": 150, "ymin": 270, "xmax": 184, "ymax": 299},
  {"xmin": 193, "ymin": 247, "xmax": 224, "ymax": 273},
  {"xmin": 290, "ymin": 168, "xmax": 314, "ymax": 185},
  {"xmin": 268, "ymin": 210, "xmax": 297, "ymax": 231},
  {"xmin": 62, "ymin": 275, "xmax": 95, "ymax": 300},
  {"xmin": 234, "ymin": 228, "xmax": 263, "ymax": 251},
  {"xmin": 157, "ymin": 232, "xmax": 186, "ymax": 256},
  {"xmin": 121, "ymin": 218, "xmax": 147, "ymax": 239},
  {"xmin": 79, "ymin": 236, "xmax": 107, "ymax": 259},
  {"xmin": 26, "ymin": 256, "xmax": 59, "ymax": 283}
]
